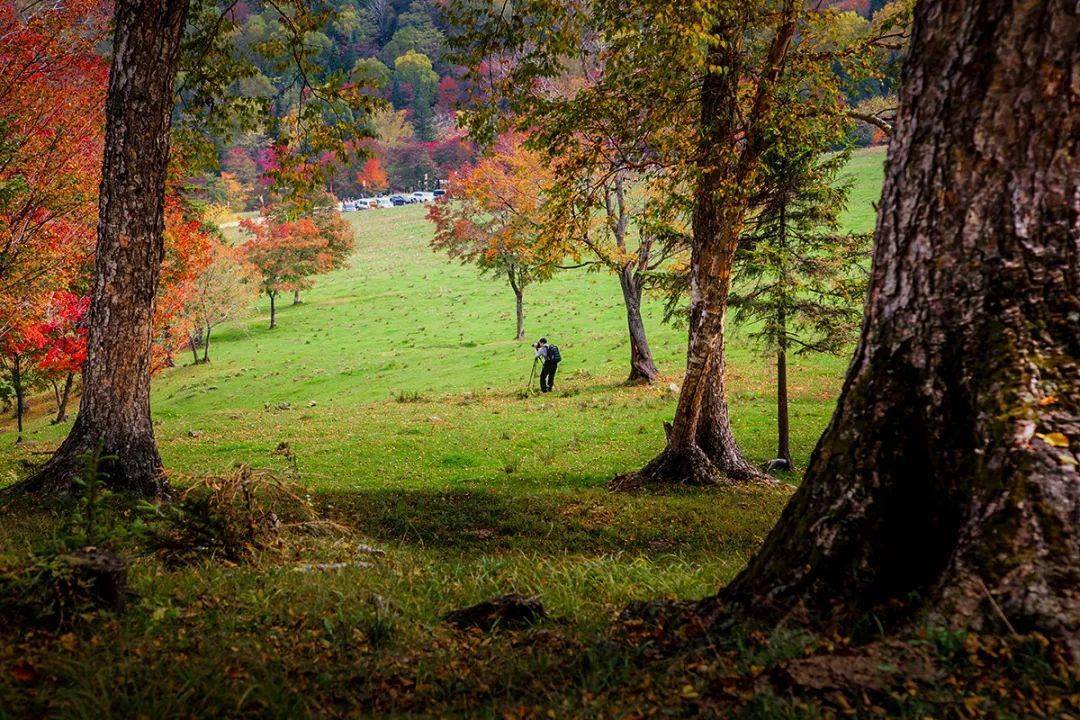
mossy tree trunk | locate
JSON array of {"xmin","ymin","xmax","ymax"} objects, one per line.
[
  {"xmin": 719, "ymin": 0, "xmax": 1078, "ymax": 658},
  {"xmin": 14, "ymin": 0, "xmax": 192, "ymax": 498}
]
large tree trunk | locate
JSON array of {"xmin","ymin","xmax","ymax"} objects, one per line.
[
  {"xmin": 720, "ymin": 0, "xmax": 1078, "ymax": 657},
  {"xmin": 618, "ymin": 268, "xmax": 660, "ymax": 384},
  {"xmin": 14, "ymin": 0, "xmax": 192, "ymax": 498}
]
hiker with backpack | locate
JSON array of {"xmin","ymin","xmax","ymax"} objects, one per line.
[{"xmin": 533, "ymin": 338, "xmax": 561, "ymax": 393}]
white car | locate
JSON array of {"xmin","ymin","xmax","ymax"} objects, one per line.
[
  {"xmin": 411, "ymin": 191, "xmax": 435, "ymax": 203},
  {"xmin": 376, "ymin": 196, "xmax": 393, "ymax": 208}
]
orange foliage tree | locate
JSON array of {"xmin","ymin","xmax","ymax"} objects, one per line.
[
  {"xmin": 427, "ymin": 134, "xmax": 558, "ymax": 340},
  {"xmin": 356, "ymin": 157, "xmax": 389, "ymax": 194},
  {"xmin": 241, "ymin": 191, "xmax": 355, "ymax": 328}
]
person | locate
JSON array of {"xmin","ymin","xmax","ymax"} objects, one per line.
[{"xmin": 534, "ymin": 337, "xmax": 561, "ymax": 393}]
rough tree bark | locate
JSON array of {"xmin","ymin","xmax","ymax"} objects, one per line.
[
  {"xmin": 613, "ymin": 11, "xmax": 797, "ymax": 488},
  {"xmin": 13, "ymin": 0, "xmax": 192, "ymax": 497},
  {"xmin": 719, "ymin": 0, "xmax": 1078, "ymax": 657}
]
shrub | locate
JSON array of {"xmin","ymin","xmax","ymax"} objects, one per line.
[
  {"xmin": 394, "ymin": 390, "xmax": 428, "ymax": 403},
  {"xmin": 147, "ymin": 466, "xmax": 348, "ymax": 566},
  {"xmin": 0, "ymin": 447, "xmax": 135, "ymax": 628},
  {"xmin": 0, "ymin": 548, "xmax": 128, "ymax": 629}
]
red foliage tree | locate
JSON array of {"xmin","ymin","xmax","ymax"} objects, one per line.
[
  {"xmin": 0, "ymin": 0, "xmax": 105, "ymax": 443},
  {"xmin": 34, "ymin": 292, "xmax": 90, "ymax": 425},
  {"xmin": 153, "ymin": 196, "xmax": 215, "ymax": 371},
  {"xmin": 0, "ymin": 0, "xmax": 106, "ymax": 344}
]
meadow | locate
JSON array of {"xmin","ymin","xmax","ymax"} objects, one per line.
[{"xmin": 0, "ymin": 147, "xmax": 892, "ymax": 717}]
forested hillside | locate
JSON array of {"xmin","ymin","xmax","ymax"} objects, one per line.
[{"xmin": 203, "ymin": 0, "xmax": 903, "ymax": 209}]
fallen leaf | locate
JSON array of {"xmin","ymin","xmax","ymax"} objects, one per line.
[
  {"xmin": 1037, "ymin": 432, "xmax": 1070, "ymax": 448},
  {"xmin": 10, "ymin": 662, "xmax": 36, "ymax": 683}
]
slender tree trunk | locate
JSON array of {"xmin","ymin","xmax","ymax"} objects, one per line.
[
  {"xmin": 514, "ymin": 290, "xmax": 525, "ymax": 341},
  {"xmin": 52, "ymin": 372, "xmax": 74, "ymax": 425},
  {"xmin": 188, "ymin": 331, "xmax": 200, "ymax": 365},
  {"xmin": 719, "ymin": 0, "xmax": 1078, "ymax": 658},
  {"xmin": 12, "ymin": 354, "xmax": 23, "ymax": 445},
  {"xmin": 774, "ymin": 197, "xmax": 791, "ymax": 470},
  {"xmin": 775, "ymin": 344, "xmax": 791, "ymax": 469},
  {"xmin": 619, "ymin": 268, "xmax": 660, "ymax": 384},
  {"xmin": 269, "ymin": 291, "xmax": 277, "ymax": 329},
  {"xmin": 14, "ymin": 0, "xmax": 192, "ymax": 497},
  {"xmin": 612, "ymin": 14, "xmax": 795, "ymax": 488},
  {"xmin": 508, "ymin": 268, "xmax": 525, "ymax": 340},
  {"xmin": 293, "ymin": 289, "xmax": 301, "ymax": 305},
  {"xmin": 605, "ymin": 175, "xmax": 659, "ymax": 384},
  {"xmin": 202, "ymin": 324, "xmax": 211, "ymax": 363}
]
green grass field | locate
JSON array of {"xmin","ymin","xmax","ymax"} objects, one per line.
[{"xmin": 0, "ymin": 147, "xmax": 891, "ymax": 717}]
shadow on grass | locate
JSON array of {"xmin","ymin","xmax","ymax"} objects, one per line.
[{"xmin": 319, "ymin": 486, "xmax": 787, "ymax": 558}]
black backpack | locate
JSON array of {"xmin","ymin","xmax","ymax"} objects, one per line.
[{"xmin": 546, "ymin": 344, "xmax": 561, "ymax": 363}]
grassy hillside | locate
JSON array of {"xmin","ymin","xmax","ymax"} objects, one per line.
[
  {"xmin": 1, "ymin": 146, "xmax": 886, "ymax": 488},
  {"xmin": 0, "ymin": 147, "xmax": 891, "ymax": 717}
]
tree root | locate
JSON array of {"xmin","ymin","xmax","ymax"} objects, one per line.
[{"xmin": 610, "ymin": 442, "xmax": 774, "ymax": 491}]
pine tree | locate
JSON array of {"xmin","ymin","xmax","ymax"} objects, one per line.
[{"xmin": 730, "ymin": 138, "xmax": 870, "ymax": 470}]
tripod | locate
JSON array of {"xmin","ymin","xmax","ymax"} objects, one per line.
[{"xmin": 525, "ymin": 356, "xmax": 539, "ymax": 394}]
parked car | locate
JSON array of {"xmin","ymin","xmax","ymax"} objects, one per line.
[
  {"xmin": 411, "ymin": 191, "xmax": 436, "ymax": 203},
  {"xmin": 432, "ymin": 189, "xmax": 446, "ymax": 199},
  {"xmin": 389, "ymin": 195, "xmax": 407, "ymax": 206},
  {"xmin": 376, "ymin": 196, "xmax": 393, "ymax": 208}
]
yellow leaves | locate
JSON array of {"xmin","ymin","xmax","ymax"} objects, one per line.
[{"xmin": 1036, "ymin": 432, "xmax": 1070, "ymax": 448}]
